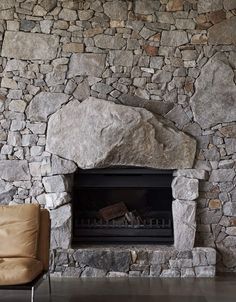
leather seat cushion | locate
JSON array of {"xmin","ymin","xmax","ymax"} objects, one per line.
[
  {"xmin": 0, "ymin": 204, "xmax": 40, "ymax": 258},
  {"xmin": 0, "ymin": 258, "xmax": 43, "ymax": 285}
]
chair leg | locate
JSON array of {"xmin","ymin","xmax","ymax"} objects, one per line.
[
  {"xmin": 31, "ymin": 286, "xmax": 35, "ymax": 302},
  {"xmin": 48, "ymin": 272, "xmax": 51, "ymax": 295}
]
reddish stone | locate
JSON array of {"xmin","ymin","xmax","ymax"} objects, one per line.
[
  {"xmin": 208, "ymin": 10, "xmax": 226, "ymax": 24},
  {"xmin": 208, "ymin": 199, "xmax": 221, "ymax": 209},
  {"xmin": 143, "ymin": 45, "xmax": 158, "ymax": 56},
  {"xmin": 0, "ymin": 95, "xmax": 6, "ymax": 101},
  {"xmin": 149, "ymin": 33, "xmax": 161, "ymax": 42},
  {"xmin": 166, "ymin": 0, "xmax": 184, "ymax": 11},
  {"xmin": 184, "ymin": 78, "xmax": 194, "ymax": 94},
  {"xmin": 230, "ymin": 219, "xmax": 236, "ymax": 226},
  {"xmin": 219, "ymin": 125, "xmax": 236, "ymax": 137}
]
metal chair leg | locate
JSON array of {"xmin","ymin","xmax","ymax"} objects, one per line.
[
  {"xmin": 31, "ymin": 286, "xmax": 35, "ymax": 302},
  {"xmin": 48, "ymin": 272, "xmax": 51, "ymax": 295}
]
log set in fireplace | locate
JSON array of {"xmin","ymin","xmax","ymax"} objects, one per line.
[{"xmin": 72, "ymin": 168, "xmax": 174, "ymax": 244}]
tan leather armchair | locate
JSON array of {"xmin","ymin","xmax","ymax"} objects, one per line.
[{"xmin": 0, "ymin": 204, "xmax": 51, "ymax": 302}]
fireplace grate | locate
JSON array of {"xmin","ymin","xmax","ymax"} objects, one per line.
[{"xmin": 73, "ymin": 211, "xmax": 173, "ymax": 243}]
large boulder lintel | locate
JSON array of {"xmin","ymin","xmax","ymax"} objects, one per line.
[{"xmin": 46, "ymin": 98, "xmax": 196, "ymax": 170}]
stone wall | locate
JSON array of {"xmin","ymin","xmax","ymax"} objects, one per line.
[{"xmin": 0, "ymin": 0, "xmax": 236, "ymax": 275}]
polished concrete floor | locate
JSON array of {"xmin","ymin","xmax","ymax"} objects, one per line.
[{"xmin": 0, "ymin": 274, "xmax": 236, "ymax": 302}]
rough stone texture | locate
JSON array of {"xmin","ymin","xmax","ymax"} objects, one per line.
[
  {"xmin": 0, "ymin": 0, "xmax": 15, "ymax": 10},
  {"xmin": 0, "ymin": 180, "xmax": 17, "ymax": 204},
  {"xmin": 223, "ymin": 0, "xmax": 236, "ymax": 10},
  {"xmin": 209, "ymin": 169, "xmax": 235, "ymax": 182},
  {"xmin": 26, "ymin": 92, "xmax": 69, "ymax": 122},
  {"xmin": 161, "ymin": 31, "xmax": 188, "ymax": 46},
  {"xmin": 51, "ymin": 155, "xmax": 77, "ymax": 175},
  {"xmin": 43, "ymin": 175, "xmax": 71, "ymax": 193},
  {"xmin": 68, "ymin": 54, "xmax": 106, "ymax": 78},
  {"xmin": 172, "ymin": 200, "xmax": 196, "ymax": 251},
  {"xmin": 172, "ymin": 177, "xmax": 199, "ymax": 200},
  {"xmin": 50, "ymin": 204, "xmax": 72, "ymax": 249},
  {"xmin": 45, "ymin": 192, "xmax": 71, "ymax": 210},
  {"xmin": 46, "ymin": 98, "xmax": 196, "ymax": 170},
  {"xmin": 94, "ymin": 35, "xmax": 126, "ymax": 50},
  {"xmin": 209, "ymin": 17, "xmax": 236, "ymax": 45},
  {"xmin": 103, "ymin": 1, "xmax": 127, "ymax": 20},
  {"xmin": 198, "ymin": 0, "xmax": 223, "ymax": 13},
  {"xmin": 39, "ymin": 0, "xmax": 57, "ymax": 12},
  {"xmin": 190, "ymin": 53, "xmax": 236, "ymax": 129},
  {"xmin": 1, "ymin": 32, "xmax": 59, "ymax": 60},
  {"xmin": 0, "ymin": 160, "xmax": 30, "ymax": 181},
  {"xmin": 134, "ymin": 0, "xmax": 160, "ymax": 14}
]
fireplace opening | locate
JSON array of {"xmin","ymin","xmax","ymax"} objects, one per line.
[{"xmin": 72, "ymin": 168, "xmax": 174, "ymax": 244}]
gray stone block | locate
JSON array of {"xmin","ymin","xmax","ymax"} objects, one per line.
[
  {"xmin": 172, "ymin": 177, "xmax": 199, "ymax": 200},
  {"xmin": 1, "ymin": 31, "xmax": 59, "ymax": 60}
]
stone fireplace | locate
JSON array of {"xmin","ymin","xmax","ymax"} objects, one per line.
[{"xmin": 0, "ymin": 0, "xmax": 236, "ymax": 278}]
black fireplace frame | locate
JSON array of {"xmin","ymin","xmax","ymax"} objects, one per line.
[{"xmin": 72, "ymin": 168, "xmax": 174, "ymax": 245}]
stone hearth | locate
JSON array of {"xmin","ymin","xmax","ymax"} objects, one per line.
[{"xmin": 0, "ymin": 0, "xmax": 236, "ymax": 277}]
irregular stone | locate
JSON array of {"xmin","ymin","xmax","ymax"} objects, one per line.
[
  {"xmin": 209, "ymin": 199, "xmax": 221, "ymax": 209},
  {"xmin": 94, "ymin": 35, "xmax": 126, "ymax": 49},
  {"xmin": 40, "ymin": 20, "xmax": 53, "ymax": 34},
  {"xmin": 0, "ymin": 0, "xmax": 15, "ymax": 10},
  {"xmin": 198, "ymin": 0, "xmax": 223, "ymax": 13},
  {"xmin": 161, "ymin": 31, "xmax": 188, "ymax": 46},
  {"xmin": 109, "ymin": 51, "xmax": 133, "ymax": 67},
  {"xmin": 150, "ymin": 265, "xmax": 162, "ymax": 277},
  {"xmin": 172, "ymin": 177, "xmax": 199, "ymax": 200},
  {"xmin": 0, "ymin": 9, "xmax": 14, "ymax": 19},
  {"xmin": 181, "ymin": 268, "xmax": 195, "ymax": 277},
  {"xmin": 165, "ymin": 105, "xmax": 190, "ymax": 128},
  {"xmin": 107, "ymin": 272, "xmax": 128, "ymax": 277},
  {"xmin": 220, "ymin": 125, "xmax": 236, "ymax": 137},
  {"xmin": 209, "ymin": 169, "xmax": 235, "ymax": 182},
  {"xmin": 59, "ymin": 8, "xmax": 77, "ymax": 21},
  {"xmin": 29, "ymin": 162, "xmax": 41, "ymax": 177},
  {"xmin": 143, "ymin": 45, "xmax": 158, "ymax": 56},
  {"xmin": 1, "ymin": 78, "xmax": 17, "ymax": 89},
  {"xmin": 50, "ymin": 204, "xmax": 72, "ymax": 249},
  {"xmin": 78, "ymin": 10, "xmax": 94, "ymax": 20},
  {"xmin": 224, "ymin": 0, "xmax": 236, "ymax": 10},
  {"xmin": 160, "ymin": 269, "xmax": 180, "ymax": 277},
  {"xmin": 174, "ymin": 169, "xmax": 208, "ymax": 180},
  {"xmin": 81, "ymin": 267, "xmax": 107, "ymax": 277},
  {"xmin": 172, "ymin": 200, "xmax": 196, "ymax": 251},
  {"xmin": 134, "ymin": 0, "xmax": 160, "ymax": 14},
  {"xmin": 190, "ymin": 53, "xmax": 236, "ymax": 129},
  {"xmin": 62, "ymin": 267, "xmax": 82, "ymax": 278},
  {"xmin": 63, "ymin": 43, "xmax": 84, "ymax": 53},
  {"xmin": 225, "ymin": 138, "xmax": 236, "ymax": 155},
  {"xmin": 7, "ymin": 132, "xmax": 21, "ymax": 146},
  {"xmin": 45, "ymin": 192, "xmax": 71, "ymax": 210},
  {"xmin": 84, "ymin": 27, "xmax": 103, "ymax": 38},
  {"xmin": 68, "ymin": 54, "xmax": 106, "ymax": 78},
  {"xmin": 0, "ymin": 180, "xmax": 17, "ymax": 204},
  {"xmin": 139, "ymin": 27, "xmax": 156, "ymax": 39},
  {"xmin": 152, "ymin": 70, "xmax": 172, "ymax": 83},
  {"xmin": 169, "ymin": 259, "xmax": 192, "ymax": 268},
  {"xmin": 150, "ymin": 57, "xmax": 164, "ymax": 69},
  {"xmin": 1, "ymin": 32, "xmax": 59, "ymax": 60},
  {"xmin": 0, "ymin": 160, "xmax": 30, "ymax": 181},
  {"xmin": 223, "ymin": 202, "xmax": 236, "ymax": 216},
  {"xmin": 39, "ymin": 0, "xmax": 57, "ymax": 12},
  {"xmin": 51, "ymin": 155, "xmax": 77, "ymax": 175},
  {"xmin": 9, "ymin": 100, "xmax": 26, "ymax": 113},
  {"xmin": 73, "ymin": 80, "xmax": 90, "ymax": 101},
  {"xmin": 208, "ymin": 10, "xmax": 226, "ymax": 24},
  {"xmin": 26, "ymin": 92, "xmax": 69, "ymax": 122},
  {"xmin": 20, "ymin": 20, "xmax": 36, "ymax": 32},
  {"xmin": 46, "ymin": 98, "xmax": 196, "ymax": 170},
  {"xmin": 195, "ymin": 266, "xmax": 216, "ymax": 277},
  {"xmin": 5, "ymin": 59, "xmax": 27, "ymax": 72},
  {"xmin": 74, "ymin": 249, "xmax": 131, "ymax": 272},
  {"xmin": 166, "ymin": 0, "xmax": 184, "ymax": 11},
  {"xmin": 209, "ymin": 16, "xmax": 236, "ymax": 44},
  {"xmin": 103, "ymin": 1, "xmax": 128, "ymax": 20},
  {"xmin": 43, "ymin": 175, "xmax": 72, "ymax": 192}
]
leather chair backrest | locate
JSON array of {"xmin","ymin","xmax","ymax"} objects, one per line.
[
  {"xmin": 0, "ymin": 204, "xmax": 40, "ymax": 258},
  {"xmin": 38, "ymin": 209, "xmax": 51, "ymax": 271}
]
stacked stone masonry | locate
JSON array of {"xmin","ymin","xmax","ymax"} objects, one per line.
[{"xmin": 0, "ymin": 0, "xmax": 235, "ymax": 276}]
